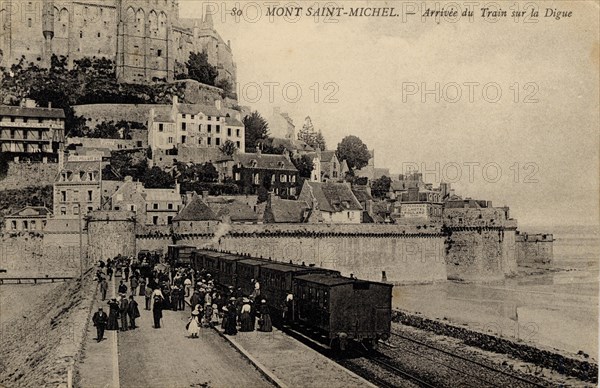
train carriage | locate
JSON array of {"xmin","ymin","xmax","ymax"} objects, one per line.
[
  {"xmin": 190, "ymin": 250, "xmax": 228, "ymax": 278},
  {"xmin": 216, "ymin": 254, "xmax": 247, "ymax": 289},
  {"xmin": 236, "ymin": 258, "xmax": 267, "ymax": 295},
  {"xmin": 167, "ymin": 245, "xmax": 195, "ymax": 266},
  {"xmin": 293, "ymin": 273, "xmax": 392, "ymax": 349}
]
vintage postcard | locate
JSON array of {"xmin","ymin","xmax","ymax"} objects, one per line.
[{"xmin": 0, "ymin": 0, "xmax": 598, "ymax": 387}]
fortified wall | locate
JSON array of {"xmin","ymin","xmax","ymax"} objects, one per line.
[
  {"xmin": 515, "ymin": 232, "xmax": 554, "ymax": 267},
  {"xmin": 169, "ymin": 223, "xmax": 447, "ymax": 284},
  {"xmin": 87, "ymin": 211, "xmax": 136, "ymax": 263},
  {"xmin": 443, "ymin": 208, "xmax": 518, "ymax": 282}
]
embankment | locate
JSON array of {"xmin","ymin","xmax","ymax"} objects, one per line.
[
  {"xmin": 392, "ymin": 310, "xmax": 598, "ymax": 383},
  {"xmin": 0, "ymin": 271, "xmax": 97, "ymax": 387}
]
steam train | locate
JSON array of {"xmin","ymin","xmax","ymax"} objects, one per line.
[{"xmin": 187, "ymin": 248, "xmax": 393, "ymax": 349}]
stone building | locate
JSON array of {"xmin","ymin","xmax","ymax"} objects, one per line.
[
  {"xmin": 217, "ymin": 151, "xmax": 300, "ymax": 198},
  {"xmin": 297, "ymin": 181, "xmax": 363, "ymax": 224},
  {"xmin": 0, "ymin": 101, "xmax": 65, "ymax": 163},
  {"xmin": 148, "ymin": 96, "xmax": 244, "ymax": 155},
  {"xmin": 0, "ymin": 0, "xmax": 236, "ymax": 84},
  {"xmin": 4, "ymin": 206, "xmax": 51, "ymax": 232},
  {"xmin": 53, "ymin": 159, "xmax": 121, "ymax": 217}
]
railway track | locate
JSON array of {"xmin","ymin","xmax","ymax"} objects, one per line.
[{"xmin": 377, "ymin": 331, "xmax": 547, "ymax": 387}]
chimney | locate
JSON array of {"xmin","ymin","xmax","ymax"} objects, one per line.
[
  {"xmin": 175, "ymin": 179, "xmax": 180, "ymax": 193},
  {"xmin": 215, "ymin": 99, "xmax": 222, "ymax": 110},
  {"xmin": 172, "ymin": 95, "xmax": 178, "ymax": 106},
  {"xmin": 256, "ymin": 146, "xmax": 261, "ymax": 156},
  {"xmin": 366, "ymin": 199, "xmax": 374, "ymax": 216},
  {"xmin": 202, "ymin": 190, "xmax": 209, "ymax": 200},
  {"xmin": 48, "ymin": 101, "xmax": 52, "ymax": 109}
]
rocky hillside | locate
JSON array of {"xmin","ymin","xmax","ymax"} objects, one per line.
[{"xmin": 0, "ymin": 273, "xmax": 97, "ymax": 387}]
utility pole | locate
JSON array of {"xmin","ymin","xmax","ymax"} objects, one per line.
[{"xmin": 78, "ymin": 203, "xmax": 83, "ymax": 281}]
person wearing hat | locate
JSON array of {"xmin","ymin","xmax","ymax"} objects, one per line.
[
  {"xmin": 107, "ymin": 299, "xmax": 120, "ymax": 331},
  {"xmin": 119, "ymin": 293, "xmax": 129, "ymax": 331},
  {"xmin": 257, "ymin": 300, "xmax": 272, "ymax": 332},
  {"xmin": 224, "ymin": 305, "xmax": 238, "ymax": 336},
  {"xmin": 127, "ymin": 295, "xmax": 140, "ymax": 330},
  {"xmin": 92, "ymin": 307, "xmax": 108, "ymax": 342},
  {"xmin": 239, "ymin": 298, "xmax": 253, "ymax": 332},
  {"xmin": 187, "ymin": 307, "xmax": 201, "ymax": 338}
]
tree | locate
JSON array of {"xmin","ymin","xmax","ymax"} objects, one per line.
[
  {"xmin": 219, "ymin": 139, "xmax": 238, "ymax": 156},
  {"xmin": 371, "ymin": 176, "xmax": 392, "ymax": 199},
  {"xmin": 178, "ymin": 51, "xmax": 218, "ymax": 86},
  {"xmin": 292, "ymin": 155, "xmax": 314, "ymax": 179},
  {"xmin": 336, "ymin": 135, "xmax": 370, "ymax": 171},
  {"xmin": 243, "ymin": 111, "xmax": 269, "ymax": 152},
  {"xmin": 314, "ymin": 130, "xmax": 327, "ymax": 151},
  {"xmin": 142, "ymin": 166, "xmax": 175, "ymax": 189}
]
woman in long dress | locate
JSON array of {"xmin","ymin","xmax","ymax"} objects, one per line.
[
  {"xmin": 224, "ymin": 306, "xmax": 238, "ymax": 336},
  {"xmin": 107, "ymin": 299, "xmax": 120, "ymax": 331},
  {"xmin": 257, "ymin": 300, "xmax": 272, "ymax": 332},
  {"xmin": 239, "ymin": 298, "xmax": 253, "ymax": 332},
  {"xmin": 188, "ymin": 308, "xmax": 201, "ymax": 338}
]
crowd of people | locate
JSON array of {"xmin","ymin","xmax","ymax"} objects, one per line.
[{"xmin": 91, "ymin": 253, "xmax": 275, "ymax": 343}]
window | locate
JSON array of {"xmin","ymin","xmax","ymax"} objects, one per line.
[
  {"xmin": 167, "ymin": 203, "xmax": 173, "ymax": 210},
  {"xmin": 208, "ymin": 116, "xmax": 212, "ymax": 121},
  {"xmin": 168, "ymin": 137, "xmax": 173, "ymax": 144},
  {"xmin": 73, "ymin": 206, "xmax": 80, "ymax": 215},
  {"xmin": 215, "ymin": 138, "xmax": 221, "ymax": 146},
  {"xmin": 87, "ymin": 190, "xmax": 93, "ymax": 201},
  {"xmin": 198, "ymin": 139, "xmax": 202, "ymax": 145},
  {"xmin": 87, "ymin": 206, "xmax": 93, "ymax": 213},
  {"xmin": 236, "ymin": 141, "xmax": 241, "ymax": 148},
  {"xmin": 253, "ymin": 173, "xmax": 260, "ymax": 185},
  {"xmin": 153, "ymin": 203, "xmax": 159, "ymax": 210},
  {"xmin": 60, "ymin": 207, "xmax": 67, "ymax": 216},
  {"xmin": 191, "ymin": 115, "xmax": 195, "ymax": 120},
  {"xmin": 22, "ymin": 220, "xmax": 28, "ymax": 230},
  {"xmin": 182, "ymin": 114, "xmax": 186, "ymax": 119},
  {"xmin": 207, "ymin": 125, "xmax": 212, "ymax": 133},
  {"xmin": 28, "ymin": 18, "xmax": 32, "ymax": 28},
  {"xmin": 152, "ymin": 216, "xmax": 159, "ymax": 225},
  {"xmin": 167, "ymin": 216, "xmax": 173, "ymax": 225},
  {"xmin": 216, "ymin": 125, "xmax": 220, "ymax": 134},
  {"xmin": 97, "ymin": 32, "xmax": 101, "ymax": 38},
  {"xmin": 227, "ymin": 128, "xmax": 232, "ymax": 136},
  {"xmin": 236, "ymin": 129, "xmax": 240, "ymax": 137},
  {"xmin": 88, "ymin": 172, "xmax": 94, "ymax": 181},
  {"xmin": 157, "ymin": 49, "xmax": 162, "ymax": 57},
  {"xmin": 280, "ymin": 174, "xmax": 287, "ymax": 182},
  {"xmin": 198, "ymin": 124, "xmax": 202, "ymax": 131},
  {"xmin": 80, "ymin": 31, "xmax": 83, "ymax": 38},
  {"xmin": 181, "ymin": 135, "xmax": 186, "ymax": 144},
  {"xmin": 61, "ymin": 191, "xmax": 67, "ymax": 202},
  {"xmin": 207, "ymin": 138, "xmax": 212, "ymax": 146},
  {"xmin": 234, "ymin": 172, "xmax": 240, "ymax": 181},
  {"xmin": 158, "ymin": 123, "xmax": 164, "ymax": 132},
  {"xmin": 181, "ymin": 122, "xmax": 186, "ymax": 130},
  {"xmin": 11, "ymin": 221, "xmax": 17, "ymax": 230}
]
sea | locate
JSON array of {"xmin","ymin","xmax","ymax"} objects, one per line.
[{"xmin": 393, "ymin": 224, "xmax": 600, "ymax": 357}]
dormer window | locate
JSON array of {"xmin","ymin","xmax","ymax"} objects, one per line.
[
  {"xmin": 250, "ymin": 160, "xmax": 258, "ymax": 168},
  {"xmin": 88, "ymin": 172, "xmax": 94, "ymax": 181},
  {"xmin": 278, "ymin": 161, "xmax": 285, "ymax": 168},
  {"xmin": 80, "ymin": 171, "xmax": 86, "ymax": 181}
]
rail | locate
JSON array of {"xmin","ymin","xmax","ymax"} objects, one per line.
[{"xmin": 0, "ymin": 277, "xmax": 74, "ymax": 285}]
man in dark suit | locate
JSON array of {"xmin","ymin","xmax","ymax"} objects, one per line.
[
  {"xmin": 118, "ymin": 280, "xmax": 128, "ymax": 295},
  {"xmin": 92, "ymin": 307, "xmax": 108, "ymax": 342},
  {"xmin": 119, "ymin": 294, "xmax": 129, "ymax": 331}
]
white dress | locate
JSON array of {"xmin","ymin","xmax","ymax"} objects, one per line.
[{"xmin": 188, "ymin": 315, "xmax": 200, "ymax": 336}]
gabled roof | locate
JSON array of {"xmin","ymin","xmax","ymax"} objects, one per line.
[
  {"xmin": 224, "ymin": 116, "xmax": 244, "ymax": 127},
  {"xmin": 301, "ymin": 181, "xmax": 362, "ymax": 213},
  {"xmin": 206, "ymin": 198, "xmax": 257, "ymax": 222},
  {"xmin": 267, "ymin": 198, "xmax": 310, "ymax": 223},
  {"xmin": 6, "ymin": 206, "xmax": 52, "ymax": 218},
  {"xmin": 272, "ymin": 138, "xmax": 314, "ymax": 153},
  {"xmin": 228, "ymin": 153, "xmax": 297, "ymax": 171},
  {"xmin": 173, "ymin": 196, "xmax": 218, "ymax": 222},
  {"xmin": 320, "ymin": 151, "xmax": 337, "ymax": 163},
  {"xmin": 144, "ymin": 187, "xmax": 181, "ymax": 202},
  {"xmin": 0, "ymin": 105, "xmax": 65, "ymax": 119},
  {"xmin": 352, "ymin": 186, "xmax": 373, "ymax": 203}
]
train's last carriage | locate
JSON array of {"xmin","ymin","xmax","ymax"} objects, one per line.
[{"xmin": 293, "ymin": 273, "xmax": 392, "ymax": 350}]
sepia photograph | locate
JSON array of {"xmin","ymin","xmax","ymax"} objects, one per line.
[{"xmin": 0, "ymin": 0, "xmax": 598, "ymax": 387}]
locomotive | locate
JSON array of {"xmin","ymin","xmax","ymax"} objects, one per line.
[{"xmin": 189, "ymin": 248, "xmax": 393, "ymax": 350}]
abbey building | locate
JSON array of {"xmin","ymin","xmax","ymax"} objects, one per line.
[{"xmin": 0, "ymin": 0, "xmax": 236, "ymax": 84}]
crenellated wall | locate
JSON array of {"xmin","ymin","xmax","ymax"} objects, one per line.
[
  {"xmin": 515, "ymin": 232, "xmax": 554, "ymax": 267},
  {"xmin": 173, "ymin": 223, "xmax": 447, "ymax": 284}
]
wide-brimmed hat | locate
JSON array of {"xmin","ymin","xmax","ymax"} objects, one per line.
[
  {"xmin": 242, "ymin": 297, "xmax": 250, "ymax": 303},
  {"xmin": 222, "ymin": 306, "xmax": 229, "ymax": 312},
  {"xmin": 191, "ymin": 310, "xmax": 199, "ymax": 316}
]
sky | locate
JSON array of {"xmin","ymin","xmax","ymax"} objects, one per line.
[{"xmin": 180, "ymin": 0, "xmax": 600, "ymax": 228}]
